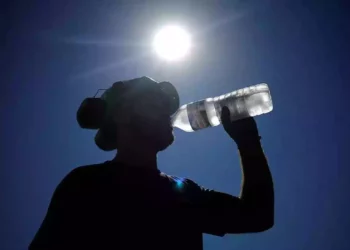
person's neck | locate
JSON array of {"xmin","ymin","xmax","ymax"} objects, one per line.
[
  {"xmin": 112, "ymin": 126, "xmax": 160, "ymax": 170},
  {"xmin": 113, "ymin": 146, "xmax": 158, "ymax": 170}
]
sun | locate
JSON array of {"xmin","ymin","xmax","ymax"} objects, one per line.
[{"xmin": 153, "ymin": 25, "xmax": 191, "ymax": 61}]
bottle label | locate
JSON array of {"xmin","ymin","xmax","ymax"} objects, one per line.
[{"xmin": 187, "ymin": 100, "xmax": 211, "ymax": 131}]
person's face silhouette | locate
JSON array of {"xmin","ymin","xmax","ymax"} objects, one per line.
[{"xmin": 128, "ymin": 87, "xmax": 175, "ymax": 152}]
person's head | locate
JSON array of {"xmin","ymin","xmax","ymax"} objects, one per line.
[{"xmin": 95, "ymin": 77, "xmax": 179, "ymax": 153}]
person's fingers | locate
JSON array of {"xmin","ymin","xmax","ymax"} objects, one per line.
[
  {"xmin": 233, "ymin": 117, "xmax": 253, "ymax": 131},
  {"xmin": 234, "ymin": 117, "xmax": 259, "ymax": 138},
  {"xmin": 221, "ymin": 106, "xmax": 231, "ymax": 128},
  {"xmin": 242, "ymin": 117, "xmax": 257, "ymax": 129}
]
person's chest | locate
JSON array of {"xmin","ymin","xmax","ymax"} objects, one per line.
[{"xmin": 78, "ymin": 172, "xmax": 202, "ymax": 249}]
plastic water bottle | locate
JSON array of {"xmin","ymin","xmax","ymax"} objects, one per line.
[{"xmin": 171, "ymin": 83, "xmax": 273, "ymax": 132}]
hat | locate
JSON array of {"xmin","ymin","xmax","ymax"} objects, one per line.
[{"xmin": 94, "ymin": 76, "xmax": 180, "ymax": 151}]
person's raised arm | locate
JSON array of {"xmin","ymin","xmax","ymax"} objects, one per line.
[
  {"xmin": 223, "ymin": 106, "xmax": 274, "ymax": 233},
  {"xmin": 193, "ymin": 107, "xmax": 274, "ymax": 235}
]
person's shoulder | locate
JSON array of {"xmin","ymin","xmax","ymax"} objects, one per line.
[
  {"xmin": 161, "ymin": 173, "xmax": 203, "ymax": 192},
  {"xmin": 162, "ymin": 174, "xmax": 197, "ymax": 185},
  {"xmin": 59, "ymin": 161, "xmax": 111, "ymax": 189},
  {"xmin": 68, "ymin": 161, "xmax": 108, "ymax": 177}
]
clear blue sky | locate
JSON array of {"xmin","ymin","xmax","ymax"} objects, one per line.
[{"xmin": 2, "ymin": 0, "xmax": 350, "ymax": 249}]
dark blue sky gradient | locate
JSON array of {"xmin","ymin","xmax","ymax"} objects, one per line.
[{"xmin": 2, "ymin": 1, "xmax": 350, "ymax": 249}]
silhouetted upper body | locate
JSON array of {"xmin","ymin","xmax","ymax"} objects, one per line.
[
  {"xmin": 29, "ymin": 147, "xmax": 272, "ymax": 250},
  {"xmin": 29, "ymin": 161, "xmax": 231, "ymax": 249},
  {"xmin": 29, "ymin": 77, "xmax": 274, "ymax": 250}
]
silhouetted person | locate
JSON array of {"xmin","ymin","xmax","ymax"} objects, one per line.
[{"xmin": 29, "ymin": 77, "xmax": 274, "ymax": 250}]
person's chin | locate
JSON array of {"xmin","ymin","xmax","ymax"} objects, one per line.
[{"xmin": 154, "ymin": 130, "xmax": 175, "ymax": 152}]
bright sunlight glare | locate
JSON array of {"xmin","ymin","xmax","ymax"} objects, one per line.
[{"xmin": 153, "ymin": 25, "xmax": 191, "ymax": 61}]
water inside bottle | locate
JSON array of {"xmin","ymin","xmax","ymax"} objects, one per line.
[
  {"xmin": 214, "ymin": 83, "xmax": 273, "ymax": 123},
  {"xmin": 172, "ymin": 83, "xmax": 273, "ymax": 132}
]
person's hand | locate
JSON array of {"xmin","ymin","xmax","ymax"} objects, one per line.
[{"xmin": 221, "ymin": 106, "xmax": 261, "ymax": 146}]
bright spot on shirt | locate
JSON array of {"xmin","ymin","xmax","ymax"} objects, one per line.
[{"xmin": 176, "ymin": 179, "xmax": 183, "ymax": 187}]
